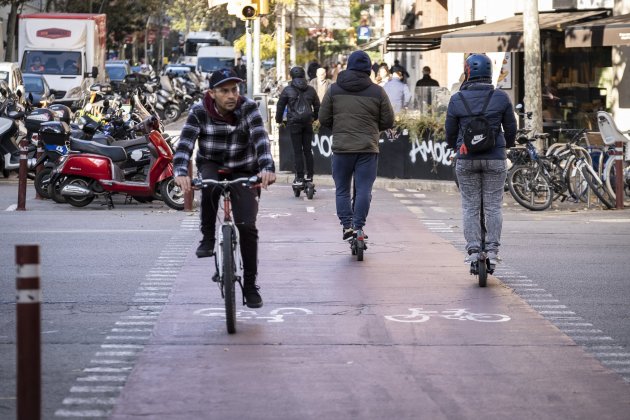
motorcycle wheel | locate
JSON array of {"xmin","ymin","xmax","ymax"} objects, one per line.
[
  {"xmin": 63, "ymin": 177, "xmax": 95, "ymax": 208},
  {"xmin": 163, "ymin": 104, "xmax": 181, "ymax": 124},
  {"xmin": 159, "ymin": 177, "xmax": 185, "ymax": 210},
  {"xmin": 34, "ymin": 168, "xmax": 52, "ymax": 199},
  {"xmin": 48, "ymin": 176, "xmax": 67, "ymax": 204}
]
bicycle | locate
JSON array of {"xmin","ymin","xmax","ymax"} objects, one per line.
[
  {"xmin": 192, "ymin": 174, "xmax": 261, "ymax": 334},
  {"xmin": 507, "ymin": 128, "xmax": 614, "ymax": 210},
  {"xmin": 597, "ymin": 111, "xmax": 630, "ymax": 206}
]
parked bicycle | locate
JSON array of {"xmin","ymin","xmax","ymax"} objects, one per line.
[
  {"xmin": 192, "ymin": 174, "xmax": 261, "ymax": 334},
  {"xmin": 597, "ymin": 110, "xmax": 630, "ymax": 207},
  {"xmin": 507, "ymin": 107, "xmax": 614, "ymax": 210}
]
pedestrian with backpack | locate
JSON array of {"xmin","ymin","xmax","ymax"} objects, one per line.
[
  {"xmin": 445, "ymin": 53, "xmax": 517, "ymax": 267},
  {"xmin": 275, "ymin": 66, "xmax": 320, "ymax": 188}
]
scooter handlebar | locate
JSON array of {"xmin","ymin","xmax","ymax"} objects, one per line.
[{"xmin": 192, "ymin": 175, "xmax": 262, "ymax": 190}]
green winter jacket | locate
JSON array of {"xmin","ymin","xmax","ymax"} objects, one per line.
[{"xmin": 318, "ymin": 69, "xmax": 394, "ymax": 154}]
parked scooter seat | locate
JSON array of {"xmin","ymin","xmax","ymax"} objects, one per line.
[
  {"xmin": 113, "ymin": 136, "xmax": 148, "ymax": 149},
  {"xmin": 69, "ymin": 138, "xmax": 127, "ymax": 163}
]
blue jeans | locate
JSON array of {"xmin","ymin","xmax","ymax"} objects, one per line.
[
  {"xmin": 455, "ymin": 159, "xmax": 507, "ymax": 256},
  {"xmin": 331, "ymin": 153, "xmax": 378, "ymax": 230}
]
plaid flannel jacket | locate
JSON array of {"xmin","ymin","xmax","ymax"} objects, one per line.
[{"xmin": 173, "ymin": 97, "xmax": 275, "ymax": 177}]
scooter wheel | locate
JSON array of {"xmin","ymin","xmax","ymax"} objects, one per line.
[
  {"xmin": 34, "ymin": 168, "xmax": 52, "ymax": 199},
  {"xmin": 306, "ymin": 183, "xmax": 315, "ymax": 200},
  {"xmin": 160, "ymin": 178, "xmax": 185, "ymax": 210},
  {"xmin": 293, "ymin": 188, "xmax": 301, "ymax": 198},
  {"xmin": 63, "ymin": 178, "xmax": 94, "ymax": 208}
]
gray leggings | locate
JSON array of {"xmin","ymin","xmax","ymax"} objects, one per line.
[{"xmin": 455, "ymin": 159, "xmax": 507, "ymax": 256}]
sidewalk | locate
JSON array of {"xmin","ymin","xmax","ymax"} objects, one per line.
[{"xmin": 109, "ymin": 183, "xmax": 630, "ymax": 420}]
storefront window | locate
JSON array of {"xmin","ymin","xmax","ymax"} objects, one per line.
[{"xmin": 542, "ymin": 35, "xmax": 611, "ymax": 132}]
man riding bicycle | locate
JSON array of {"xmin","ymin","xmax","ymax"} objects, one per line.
[
  {"xmin": 318, "ymin": 50, "xmax": 394, "ymax": 241},
  {"xmin": 174, "ymin": 68, "xmax": 276, "ymax": 308}
]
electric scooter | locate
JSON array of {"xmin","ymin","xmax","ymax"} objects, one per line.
[
  {"xmin": 48, "ymin": 117, "xmax": 184, "ymax": 210},
  {"xmin": 292, "ymin": 178, "xmax": 316, "ymax": 199}
]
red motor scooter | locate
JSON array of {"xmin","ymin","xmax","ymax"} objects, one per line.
[{"xmin": 48, "ymin": 118, "xmax": 184, "ymax": 210}]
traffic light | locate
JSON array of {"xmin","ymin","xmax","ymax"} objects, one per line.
[
  {"xmin": 240, "ymin": 3, "xmax": 258, "ymax": 20},
  {"xmin": 234, "ymin": 1, "xmax": 269, "ymax": 20}
]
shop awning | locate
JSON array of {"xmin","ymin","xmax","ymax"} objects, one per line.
[
  {"xmin": 565, "ymin": 13, "xmax": 630, "ymax": 47},
  {"xmin": 384, "ymin": 20, "xmax": 484, "ymax": 52},
  {"xmin": 441, "ymin": 10, "xmax": 606, "ymax": 53},
  {"xmin": 359, "ymin": 37, "xmax": 386, "ymax": 51}
]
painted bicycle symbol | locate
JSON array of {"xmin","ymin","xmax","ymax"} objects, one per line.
[
  {"xmin": 194, "ymin": 307, "xmax": 313, "ymax": 323},
  {"xmin": 385, "ymin": 308, "xmax": 510, "ymax": 323}
]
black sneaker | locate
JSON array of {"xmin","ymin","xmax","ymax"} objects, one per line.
[
  {"xmin": 195, "ymin": 237, "xmax": 215, "ymax": 258},
  {"xmin": 342, "ymin": 227, "xmax": 354, "ymax": 241},
  {"xmin": 243, "ymin": 284, "xmax": 263, "ymax": 308},
  {"xmin": 292, "ymin": 177, "xmax": 304, "ymax": 187}
]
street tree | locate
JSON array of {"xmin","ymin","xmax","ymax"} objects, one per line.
[
  {"xmin": 1, "ymin": 0, "xmax": 29, "ymax": 62},
  {"xmin": 523, "ymin": 0, "xmax": 543, "ymax": 147}
]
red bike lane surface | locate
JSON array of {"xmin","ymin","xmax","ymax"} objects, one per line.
[{"xmin": 110, "ymin": 185, "xmax": 630, "ymax": 420}]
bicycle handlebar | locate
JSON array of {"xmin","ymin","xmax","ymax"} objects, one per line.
[{"xmin": 191, "ymin": 175, "xmax": 262, "ymax": 190}]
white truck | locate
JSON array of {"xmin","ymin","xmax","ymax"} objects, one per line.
[
  {"xmin": 18, "ymin": 13, "xmax": 107, "ymax": 107},
  {"xmin": 180, "ymin": 31, "xmax": 229, "ymax": 67}
]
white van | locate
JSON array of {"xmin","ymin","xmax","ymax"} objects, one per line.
[
  {"xmin": 196, "ymin": 46, "xmax": 236, "ymax": 79},
  {"xmin": 0, "ymin": 62, "xmax": 25, "ymax": 97}
]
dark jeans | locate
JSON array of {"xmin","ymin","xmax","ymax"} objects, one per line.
[
  {"xmin": 198, "ymin": 161, "xmax": 260, "ymax": 284},
  {"xmin": 331, "ymin": 153, "xmax": 378, "ymax": 230},
  {"xmin": 289, "ymin": 123, "xmax": 314, "ymax": 179}
]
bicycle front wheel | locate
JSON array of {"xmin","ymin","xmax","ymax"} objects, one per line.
[
  {"xmin": 507, "ymin": 164, "xmax": 553, "ymax": 211},
  {"xmin": 581, "ymin": 161, "xmax": 615, "ymax": 209},
  {"xmin": 221, "ymin": 225, "xmax": 237, "ymax": 334}
]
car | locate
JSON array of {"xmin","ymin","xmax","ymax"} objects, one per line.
[
  {"xmin": 105, "ymin": 60, "xmax": 131, "ymax": 82},
  {"xmin": 163, "ymin": 64, "xmax": 192, "ymax": 77},
  {"xmin": 23, "ymin": 73, "xmax": 55, "ymax": 106},
  {"xmin": 0, "ymin": 62, "xmax": 25, "ymax": 98}
]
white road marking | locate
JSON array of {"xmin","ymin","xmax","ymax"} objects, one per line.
[
  {"xmin": 306, "ymin": 206, "xmax": 315, "ymax": 213},
  {"xmin": 70, "ymin": 386, "xmax": 123, "ymax": 393},
  {"xmin": 5, "ymin": 204, "xmax": 17, "ymax": 211},
  {"xmin": 62, "ymin": 397, "xmax": 118, "ymax": 404},
  {"xmin": 77, "ymin": 376, "xmax": 126, "ymax": 382},
  {"xmin": 83, "ymin": 367, "xmax": 132, "ymax": 373},
  {"xmin": 54, "ymin": 409, "xmax": 111, "ymax": 417}
]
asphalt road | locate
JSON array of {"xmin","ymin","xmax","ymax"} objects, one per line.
[{"xmin": 1, "ymin": 172, "xmax": 629, "ymax": 419}]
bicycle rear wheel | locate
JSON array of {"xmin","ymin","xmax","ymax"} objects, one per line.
[
  {"xmin": 221, "ymin": 225, "xmax": 237, "ymax": 334},
  {"xmin": 581, "ymin": 162, "xmax": 615, "ymax": 209},
  {"xmin": 604, "ymin": 159, "xmax": 630, "ymax": 206},
  {"xmin": 507, "ymin": 164, "xmax": 553, "ymax": 211}
]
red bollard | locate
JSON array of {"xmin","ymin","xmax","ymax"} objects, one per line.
[
  {"xmin": 616, "ymin": 140, "xmax": 624, "ymax": 209},
  {"xmin": 17, "ymin": 138, "xmax": 30, "ymax": 211},
  {"xmin": 16, "ymin": 244, "xmax": 41, "ymax": 420},
  {"xmin": 184, "ymin": 160, "xmax": 194, "ymax": 211},
  {"xmin": 34, "ymin": 134, "xmax": 43, "ymax": 200}
]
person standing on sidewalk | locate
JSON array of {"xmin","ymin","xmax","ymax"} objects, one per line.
[
  {"xmin": 173, "ymin": 68, "xmax": 276, "ymax": 308},
  {"xmin": 445, "ymin": 54, "xmax": 517, "ymax": 266},
  {"xmin": 275, "ymin": 66, "xmax": 320, "ymax": 187},
  {"xmin": 383, "ymin": 66, "xmax": 412, "ymax": 113},
  {"xmin": 318, "ymin": 50, "xmax": 395, "ymax": 241}
]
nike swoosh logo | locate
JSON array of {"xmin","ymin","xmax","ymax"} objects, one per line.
[{"xmin": 471, "ymin": 135, "xmax": 485, "ymax": 145}]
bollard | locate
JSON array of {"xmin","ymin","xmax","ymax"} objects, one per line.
[
  {"xmin": 184, "ymin": 160, "xmax": 194, "ymax": 211},
  {"xmin": 16, "ymin": 138, "xmax": 29, "ymax": 211},
  {"xmin": 16, "ymin": 245, "xmax": 41, "ymax": 420},
  {"xmin": 615, "ymin": 140, "xmax": 624, "ymax": 209},
  {"xmin": 34, "ymin": 134, "xmax": 43, "ymax": 200}
]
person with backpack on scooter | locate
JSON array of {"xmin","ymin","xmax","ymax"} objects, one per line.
[
  {"xmin": 275, "ymin": 66, "xmax": 320, "ymax": 192},
  {"xmin": 445, "ymin": 53, "xmax": 517, "ymax": 269}
]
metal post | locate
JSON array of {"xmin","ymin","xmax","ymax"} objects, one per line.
[
  {"xmin": 16, "ymin": 245, "xmax": 41, "ymax": 420},
  {"xmin": 253, "ymin": 18, "xmax": 261, "ymax": 94},
  {"xmin": 184, "ymin": 161, "xmax": 193, "ymax": 211},
  {"xmin": 34, "ymin": 134, "xmax": 43, "ymax": 200},
  {"xmin": 246, "ymin": 20, "xmax": 253, "ymax": 98},
  {"xmin": 616, "ymin": 140, "xmax": 624, "ymax": 209},
  {"xmin": 17, "ymin": 138, "xmax": 29, "ymax": 211}
]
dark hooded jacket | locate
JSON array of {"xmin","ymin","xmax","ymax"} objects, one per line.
[
  {"xmin": 318, "ymin": 69, "xmax": 394, "ymax": 154},
  {"xmin": 445, "ymin": 81, "xmax": 517, "ymax": 160},
  {"xmin": 275, "ymin": 77, "xmax": 320, "ymax": 126}
]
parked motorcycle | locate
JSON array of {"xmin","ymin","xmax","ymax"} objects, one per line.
[{"xmin": 47, "ymin": 117, "xmax": 184, "ymax": 210}]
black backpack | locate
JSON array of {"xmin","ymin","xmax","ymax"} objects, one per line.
[
  {"xmin": 459, "ymin": 90, "xmax": 495, "ymax": 153},
  {"xmin": 289, "ymin": 88, "xmax": 312, "ymax": 124}
]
